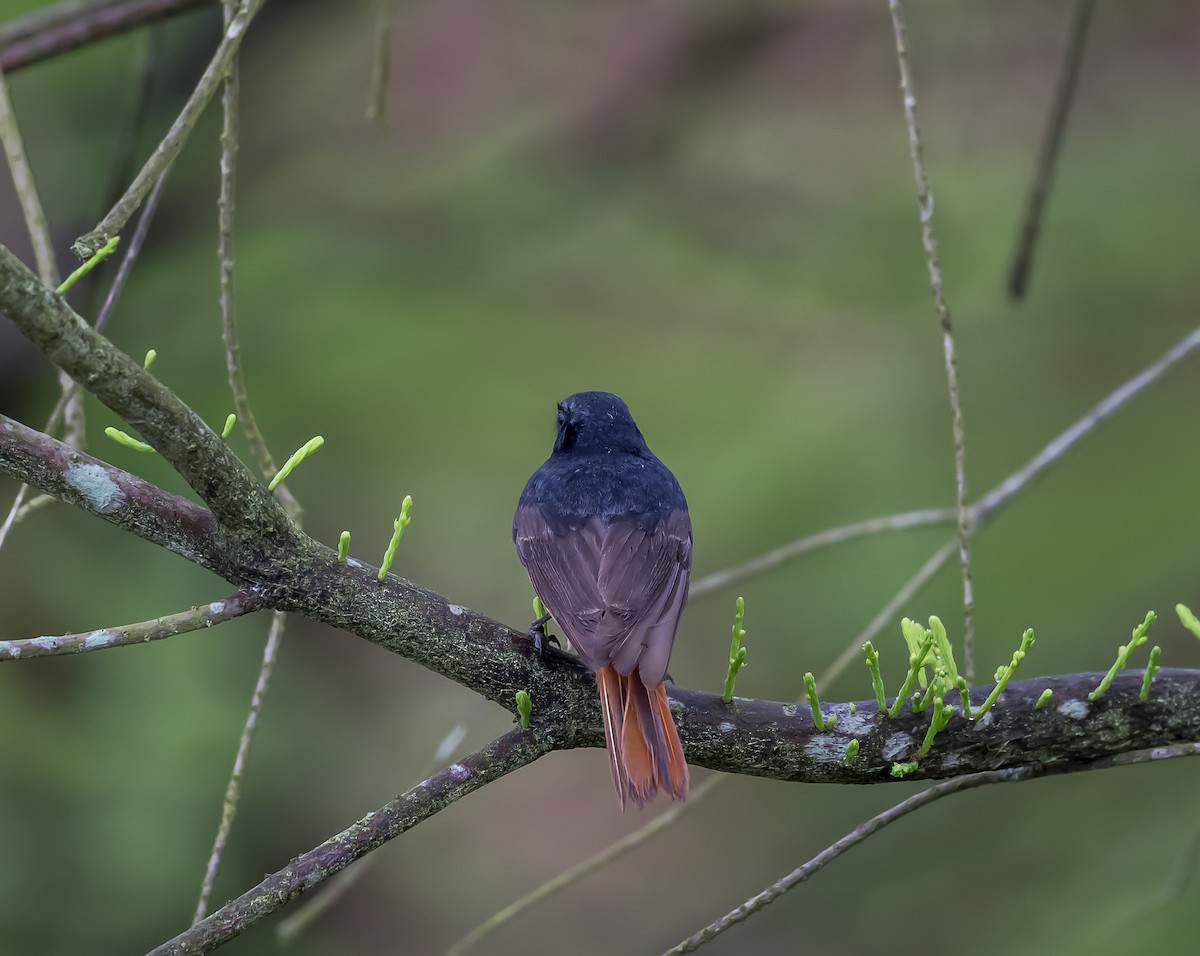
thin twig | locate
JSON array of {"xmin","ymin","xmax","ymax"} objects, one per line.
[
  {"xmin": 0, "ymin": 62, "xmax": 84, "ymax": 457},
  {"xmin": 193, "ymin": 9, "xmax": 296, "ymax": 920},
  {"xmin": 664, "ymin": 742, "xmax": 1200, "ymax": 955},
  {"xmin": 0, "ymin": 68, "xmax": 60, "ymax": 287},
  {"xmin": 193, "ymin": 609, "xmax": 285, "ymax": 922},
  {"xmin": 887, "ymin": 0, "xmax": 975, "ymax": 681},
  {"xmin": 151, "ymin": 729, "xmax": 554, "ymax": 956},
  {"xmin": 95, "ymin": 167, "xmax": 172, "ymax": 333},
  {"xmin": 443, "ymin": 779, "xmax": 717, "ymax": 956},
  {"xmin": 691, "ymin": 507, "xmax": 957, "ymax": 598},
  {"xmin": 78, "ymin": 26, "xmax": 162, "ymax": 321},
  {"xmin": 215, "ymin": 29, "xmax": 299, "ymax": 518},
  {"xmin": 72, "ymin": 0, "xmax": 268, "ymax": 259},
  {"xmin": 0, "ymin": 591, "xmax": 262, "ymax": 660},
  {"xmin": 1008, "ymin": 0, "xmax": 1095, "ymax": 301},
  {"xmin": 441, "ymin": 322, "xmax": 1200, "ymax": 954}
]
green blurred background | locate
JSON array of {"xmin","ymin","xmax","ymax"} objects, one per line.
[{"xmin": 2, "ymin": 1, "xmax": 1199, "ymax": 953}]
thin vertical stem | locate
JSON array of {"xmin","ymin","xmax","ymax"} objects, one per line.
[{"xmin": 886, "ymin": 0, "xmax": 976, "ymax": 681}]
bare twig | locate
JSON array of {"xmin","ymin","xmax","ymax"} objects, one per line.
[
  {"xmin": 887, "ymin": 0, "xmax": 975, "ymax": 680},
  {"xmin": 193, "ymin": 11, "xmax": 297, "ymax": 919},
  {"xmin": 691, "ymin": 507, "xmax": 957, "ymax": 598},
  {"xmin": 72, "ymin": 0, "xmax": 267, "ymax": 259},
  {"xmin": 215, "ymin": 32, "xmax": 299, "ymax": 517},
  {"xmin": 0, "ymin": 591, "xmax": 262, "ymax": 660},
  {"xmin": 0, "ymin": 69, "xmax": 60, "ymax": 287},
  {"xmin": 193, "ymin": 609, "xmax": 285, "ymax": 922},
  {"xmin": 95, "ymin": 167, "xmax": 172, "ymax": 332},
  {"xmin": 0, "ymin": 61, "xmax": 85, "ymax": 459},
  {"xmin": 665, "ymin": 742, "xmax": 1200, "ymax": 954},
  {"xmin": 0, "ymin": 0, "xmax": 209, "ymax": 73},
  {"xmin": 443, "ymin": 778, "xmax": 720, "ymax": 956},
  {"xmin": 1008, "ymin": 0, "xmax": 1095, "ymax": 301},
  {"xmin": 151, "ymin": 729, "xmax": 554, "ymax": 956}
]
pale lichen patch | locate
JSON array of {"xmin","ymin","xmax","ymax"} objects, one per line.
[
  {"xmin": 1057, "ymin": 699, "xmax": 1088, "ymax": 720},
  {"xmin": 448, "ymin": 763, "xmax": 470, "ymax": 781},
  {"xmin": 64, "ymin": 463, "xmax": 124, "ymax": 513},
  {"xmin": 85, "ymin": 630, "xmax": 114, "ymax": 651}
]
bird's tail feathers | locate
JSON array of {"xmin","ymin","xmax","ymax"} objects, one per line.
[{"xmin": 596, "ymin": 665, "xmax": 689, "ymax": 810}]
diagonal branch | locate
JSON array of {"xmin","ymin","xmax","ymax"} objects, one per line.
[
  {"xmin": 1008, "ymin": 0, "xmax": 1095, "ymax": 301},
  {"xmin": 72, "ymin": 0, "xmax": 267, "ymax": 259},
  {"xmin": 0, "ymin": 590, "xmax": 262, "ymax": 659},
  {"xmin": 6, "ymin": 412, "xmax": 1200, "ymax": 785},
  {"xmin": 0, "ymin": 243, "xmax": 295, "ymax": 541},
  {"xmin": 147, "ymin": 727, "xmax": 555, "ymax": 956}
]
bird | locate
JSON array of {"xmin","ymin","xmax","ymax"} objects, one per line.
[{"xmin": 513, "ymin": 391, "xmax": 691, "ymax": 809}]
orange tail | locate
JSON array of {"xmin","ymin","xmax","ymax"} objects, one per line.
[{"xmin": 596, "ymin": 666, "xmax": 689, "ymax": 810}]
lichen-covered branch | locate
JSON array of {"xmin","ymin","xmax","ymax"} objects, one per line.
[
  {"xmin": 0, "ymin": 590, "xmax": 262, "ymax": 660},
  {"xmin": 0, "ymin": 244, "xmax": 295, "ymax": 543},
  {"xmin": 147, "ymin": 728, "xmax": 555, "ymax": 956},
  {"xmin": 5, "ymin": 411, "xmax": 1200, "ymax": 786},
  {"xmin": 0, "ymin": 414, "xmax": 223, "ymax": 568}
]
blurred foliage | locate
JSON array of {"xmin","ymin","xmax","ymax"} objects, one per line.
[{"xmin": 1, "ymin": 2, "xmax": 1199, "ymax": 954}]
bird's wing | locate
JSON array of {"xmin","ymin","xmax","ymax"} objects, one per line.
[{"xmin": 514, "ymin": 506, "xmax": 691, "ymax": 685}]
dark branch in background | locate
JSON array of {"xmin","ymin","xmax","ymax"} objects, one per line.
[
  {"xmin": 148, "ymin": 728, "xmax": 554, "ymax": 956},
  {"xmin": 80, "ymin": 26, "xmax": 162, "ymax": 326},
  {"xmin": 0, "ymin": 591, "xmax": 261, "ymax": 660},
  {"xmin": 72, "ymin": 0, "xmax": 266, "ymax": 259},
  {"xmin": 0, "ymin": 0, "xmax": 211, "ymax": 74},
  {"xmin": 1007, "ymin": 0, "xmax": 1095, "ymax": 301}
]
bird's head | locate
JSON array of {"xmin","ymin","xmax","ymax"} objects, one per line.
[{"xmin": 553, "ymin": 391, "xmax": 648, "ymax": 455}]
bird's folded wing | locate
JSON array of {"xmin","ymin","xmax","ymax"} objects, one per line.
[{"xmin": 514, "ymin": 506, "xmax": 691, "ymax": 684}]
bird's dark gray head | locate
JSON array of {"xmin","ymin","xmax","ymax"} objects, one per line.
[{"xmin": 553, "ymin": 391, "xmax": 648, "ymax": 455}]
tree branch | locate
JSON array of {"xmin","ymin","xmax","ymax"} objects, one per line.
[
  {"xmin": 147, "ymin": 727, "xmax": 555, "ymax": 956},
  {"xmin": 0, "ymin": 243, "xmax": 296, "ymax": 542},
  {"xmin": 0, "ymin": 0, "xmax": 211, "ymax": 74},
  {"xmin": 4, "ymin": 412, "xmax": 1199, "ymax": 785},
  {"xmin": 72, "ymin": 0, "xmax": 266, "ymax": 259},
  {"xmin": 0, "ymin": 590, "xmax": 262, "ymax": 659}
]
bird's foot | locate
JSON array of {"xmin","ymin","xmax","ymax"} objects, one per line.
[{"xmin": 528, "ymin": 612, "xmax": 559, "ymax": 656}]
